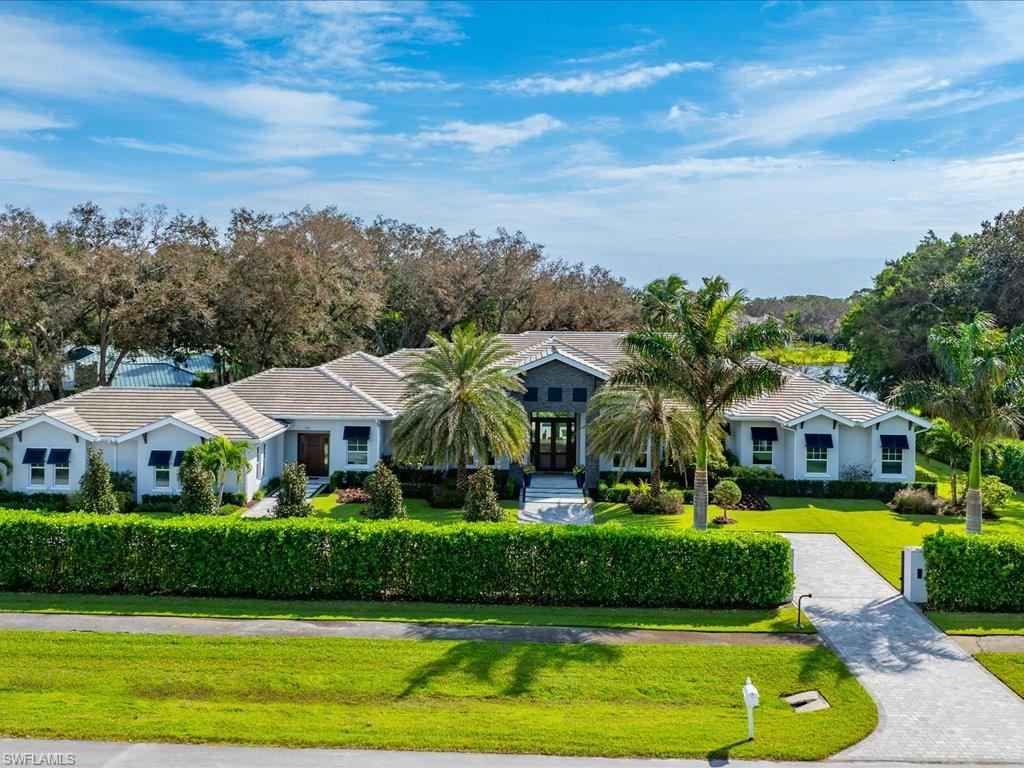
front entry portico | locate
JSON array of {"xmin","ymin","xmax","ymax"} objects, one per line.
[{"xmin": 530, "ymin": 413, "xmax": 576, "ymax": 471}]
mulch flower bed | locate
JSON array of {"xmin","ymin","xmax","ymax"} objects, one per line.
[
  {"xmin": 734, "ymin": 494, "xmax": 771, "ymax": 511},
  {"xmin": 336, "ymin": 487, "xmax": 370, "ymax": 504}
]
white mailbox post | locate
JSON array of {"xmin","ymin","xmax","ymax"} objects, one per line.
[
  {"xmin": 902, "ymin": 546, "xmax": 928, "ymax": 603},
  {"xmin": 742, "ymin": 676, "xmax": 760, "ymax": 740}
]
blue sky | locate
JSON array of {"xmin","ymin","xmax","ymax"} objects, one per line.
[{"xmin": 3, "ymin": 1, "xmax": 1024, "ymax": 296}]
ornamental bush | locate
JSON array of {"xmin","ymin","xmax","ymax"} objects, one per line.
[
  {"xmin": 627, "ymin": 490, "xmax": 686, "ymax": 515},
  {"xmin": 889, "ymin": 487, "xmax": 943, "ymax": 516},
  {"xmin": 0, "ymin": 512, "xmax": 794, "ymax": 608},
  {"xmin": 275, "ymin": 462, "xmax": 312, "ymax": 518},
  {"xmin": 923, "ymin": 531, "xmax": 1024, "ymax": 611},
  {"xmin": 79, "ymin": 445, "xmax": 119, "ymax": 515},
  {"xmin": 176, "ymin": 448, "xmax": 218, "ymax": 516},
  {"xmin": 980, "ymin": 475, "xmax": 1014, "ymax": 516},
  {"xmin": 462, "ymin": 468, "xmax": 504, "ymax": 522},
  {"xmin": 362, "ymin": 461, "xmax": 405, "ymax": 519}
]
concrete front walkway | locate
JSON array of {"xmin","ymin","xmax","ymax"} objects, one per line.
[
  {"xmin": 0, "ymin": 739, "xmax": 1007, "ymax": 768},
  {"xmin": 786, "ymin": 533, "xmax": 1024, "ymax": 764},
  {"xmin": 0, "ymin": 611, "xmax": 818, "ymax": 647},
  {"xmin": 518, "ymin": 473, "xmax": 594, "ymax": 524},
  {"xmin": 242, "ymin": 478, "xmax": 326, "ymax": 518}
]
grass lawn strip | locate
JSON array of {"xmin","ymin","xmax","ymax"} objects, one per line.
[
  {"xmin": 929, "ymin": 611, "xmax": 1024, "ymax": 636},
  {"xmin": 0, "ymin": 592, "xmax": 812, "ymax": 633},
  {"xmin": 976, "ymin": 653, "xmax": 1024, "ymax": 700},
  {"xmin": 309, "ymin": 495, "xmax": 518, "ymax": 523},
  {"xmin": 0, "ymin": 630, "xmax": 875, "ymax": 760}
]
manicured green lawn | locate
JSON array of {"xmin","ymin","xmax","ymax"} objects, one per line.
[
  {"xmin": 0, "ymin": 592, "xmax": 811, "ymax": 633},
  {"xmin": 0, "ymin": 630, "xmax": 874, "ymax": 759},
  {"xmin": 929, "ymin": 612, "xmax": 1024, "ymax": 635},
  {"xmin": 976, "ymin": 653, "xmax": 1024, "ymax": 698},
  {"xmin": 759, "ymin": 344, "xmax": 851, "ymax": 366},
  {"xmin": 309, "ymin": 494, "xmax": 518, "ymax": 523},
  {"xmin": 594, "ymin": 489, "xmax": 1024, "ymax": 587}
]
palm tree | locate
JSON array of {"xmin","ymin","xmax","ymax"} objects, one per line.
[
  {"xmin": 891, "ymin": 313, "xmax": 1024, "ymax": 534},
  {"xmin": 636, "ymin": 275, "xmax": 688, "ymax": 329},
  {"xmin": 194, "ymin": 436, "xmax": 252, "ymax": 505},
  {"xmin": 585, "ymin": 381, "xmax": 702, "ymax": 496},
  {"xmin": 920, "ymin": 418, "xmax": 971, "ymax": 505},
  {"xmin": 390, "ymin": 324, "xmax": 530, "ymax": 490},
  {"xmin": 0, "ymin": 443, "xmax": 10, "ymax": 485},
  {"xmin": 617, "ymin": 276, "xmax": 787, "ymax": 530}
]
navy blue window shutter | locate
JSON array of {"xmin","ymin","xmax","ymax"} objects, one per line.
[
  {"xmin": 46, "ymin": 448, "xmax": 71, "ymax": 465},
  {"xmin": 343, "ymin": 426, "xmax": 371, "ymax": 440},
  {"xmin": 548, "ymin": 387, "xmax": 562, "ymax": 402},
  {"xmin": 22, "ymin": 448, "xmax": 46, "ymax": 464},
  {"xmin": 804, "ymin": 433, "xmax": 834, "ymax": 449},
  {"xmin": 572, "ymin": 387, "xmax": 587, "ymax": 402},
  {"xmin": 879, "ymin": 434, "xmax": 909, "ymax": 449},
  {"xmin": 148, "ymin": 450, "xmax": 172, "ymax": 467}
]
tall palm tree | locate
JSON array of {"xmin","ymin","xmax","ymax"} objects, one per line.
[
  {"xmin": 636, "ymin": 275, "xmax": 688, "ymax": 329},
  {"xmin": 891, "ymin": 313, "xmax": 1024, "ymax": 534},
  {"xmin": 195, "ymin": 436, "xmax": 252, "ymax": 505},
  {"xmin": 390, "ymin": 324, "xmax": 530, "ymax": 490},
  {"xmin": 617, "ymin": 276, "xmax": 787, "ymax": 530},
  {"xmin": 586, "ymin": 380, "xmax": 705, "ymax": 496}
]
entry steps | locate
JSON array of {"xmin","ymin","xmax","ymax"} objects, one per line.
[{"xmin": 523, "ymin": 474, "xmax": 586, "ymax": 504}]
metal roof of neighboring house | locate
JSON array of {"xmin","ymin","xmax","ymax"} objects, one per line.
[
  {"xmin": 0, "ymin": 387, "xmax": 282, "ymax": 441},
  {"xmin": 61, "ymin": 347, "xmax": 217, "ymax": 390},
  {"xmin": 227, "ymin": 367, "xmax": 394, "ymax": 419}
]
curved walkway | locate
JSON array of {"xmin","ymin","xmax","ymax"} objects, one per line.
[
  {"xmin": 0, "ymin": 610, "xmax": 817, "ymax": 647},
  {"xmin": 786, "ymin": 533, "xmax": 1024, "ymax": 764}
]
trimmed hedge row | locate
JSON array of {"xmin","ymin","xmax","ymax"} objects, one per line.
[
  {"xmin": 922, "ymin": 531, "xmax": 1024, "ymax": 611},
  {"xmin": 0, "ymin": 511, "xmax": 794, "ymax": 608},
  {"xmin": 728, "ymin": 477, "xmax": 936, "ymax": 502}
]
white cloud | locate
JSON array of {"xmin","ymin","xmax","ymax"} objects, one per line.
[
  {"xmin": 94, "ymin": 137, "xmax": 216, "ymax": 158},
  {"xmin": 734, "ymin": 64, "xmax": 844, "ymax": 88},
  {"xmin": 0, "ymin": 105, "xmax": 71, "ymax": 133},
  {"xmin": 198, "ymin": 166, "xmax": 311, "ymax": 184},
  {"xmin": 563, "ymin": 40, "xmax": 664, "ymax": 65},
  {"xmin": 0, "ymin": 147, "xmax": 139, "ymax": 193},
  {"xmin": 495, "ymin": 61, "xmax": 711, "ymax": 96},
  {"xmin": 416, "ymin": 114, "xmax": 563, "ymax": 153}
]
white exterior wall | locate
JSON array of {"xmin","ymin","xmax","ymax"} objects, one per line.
[
  {"xmin": 871, "ymin": 417, "xmax": 918, "ymax": 482},
  {"xmin": 283, "ymin": 418, "xmax": 381, "ymax": 475},
  {"xmin": 837, "ymin": 424, "xmax": 870, "ymax": 477},
  {"xmin": 792, "ymin": 415, "xmax": 840, "ymax": 480},
  {"xmin": 731, "ymin": 420, "xmax": 790, "ymax": 477},
  {"xmin": 5, "ymin": 422, "xmax": 88, "ymax": 494},
  {"xmin": 133, "ymin": 424, "xmax": 204, "ymax": 500}
]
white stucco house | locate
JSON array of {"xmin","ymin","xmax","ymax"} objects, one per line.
[{"xmin": 0, "ymin": 332, "xmax": 929, "ymax": 502}]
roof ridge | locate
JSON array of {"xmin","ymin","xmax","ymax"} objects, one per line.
[
  {"xmin": 200, "ymin": 388, "xmax": 259, "ymax": 439},
  {"xmin": 315, "ymin": 366, "xmax": 395, "ymax": 417},
  {"xmin": 336, "ymin": 350, "xmax": 405, "ymax": 380}
]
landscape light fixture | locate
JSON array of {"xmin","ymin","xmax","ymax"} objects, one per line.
[{"xmin": 797, "ymin": 593, "xmax": 812, "ymax": 629}]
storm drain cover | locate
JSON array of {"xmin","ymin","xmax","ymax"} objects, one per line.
[{"xmin": 783, "ymin": 690, "xmax": 830, "ymax": 713}]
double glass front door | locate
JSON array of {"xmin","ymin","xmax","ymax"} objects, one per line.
[{"xmin": 531, "ymin": 414, "xmax": 576, "ymax": 471}]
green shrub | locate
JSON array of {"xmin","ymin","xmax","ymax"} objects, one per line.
[
  {"xmin": 330, "ymin": 470, "xmax": 371, "ymax": 490},
  {"xmin": 430, "ymin": 484, "xmax": 465, "ymax": 509},
  {"xmin": 462, "ymin": 468, "xmax": 504, "ymax": 522},
  {"xmin": 627, "ymin": 490, "xmax": 686, "ymax": 515},
  {"xmin": 0, "ymin": 490, "xmax": 69, "ymax": 512},
  {"xmin": 79, "ymin": 446, "xmax": 119, "ymax": 515},
  {"xmin": 0, "ymin": 512, "xmax": 794, "ymax": 608},
  {"xmin": 110, "ymin": 470, "xmax": 136, "ymax": 494},
  {"xmin": 135, "ymin": 498, "xmax": 177, "ymax": 514},
  {"xmin": 730, "ymin": 476, "xmax": 936, "ymax": 502},
  {"xmin": 923, "ymin": 531, "xmax": 1024, "ymax": 611},
  {"xmin": 399, "ymin": 482, "xmax": 435, "ymax": 500},
  {"xmin": 982, "ymin": 440, "xmax": 1024, "ymax": 490},
  {"xmin": 176, "ymin": 448, "xmax": 218, "ymax": 516},
  {"xmin": 726, "ymin": 465, "xmax": 781, "ymax": 481},
  {"xmin": 889, "ymin": 487, "xmax": 943, "ymax": 515},
  {"xmin": 275, "ymin": 462, "xmax": 312, "ymax": 518},
  {"xmin": 265, "ymin": 476, "xmax": 281, "ymax": 493},
  {"xmin": 362, "ymin": 461, "xmax": 405, "ymax": 520},
  {"xmin": 981, "ymin": 475, "xmax": 1014, "ymax": 516},
  {"xmin": 712, "ymin": 480, "xmax": 742, "ymax": 510}
]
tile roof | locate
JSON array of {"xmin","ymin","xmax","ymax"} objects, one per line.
[
  {"xmin": 227, "ymin": 367, "xmax": 394, "ymax": 418},
  {"xmin": 725, "ymin": 366, "xmax": 896, "ymax": 425},
  {"xmin": 320, "ymin": 352, "xmax": 406, "ymax": 411},
  {"xmin": 0, "ymin": 387, "xmax": 282, "ymax": 441}
]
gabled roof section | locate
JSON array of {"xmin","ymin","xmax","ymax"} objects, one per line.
[
  {"xmin": 227, "ymin": 367, "xmax": 393, "ymax": 419},
  {"xmin": 320, "ymin": 352, "xmax": 406, "ymax": 411},
  {"xmin": 508, "ymin": 338, "xmax": 612, "ymax": 380},
  {"xmin": 0, "ymin": 407, "xmax": 100, "ymax": 441},
  {"xmin": 726, "ymin": 367, "xmax": 930, "ymax": 428},
  {"xmin": 0, "ymin": 387, "xmax": 282, "ymax": 441}
]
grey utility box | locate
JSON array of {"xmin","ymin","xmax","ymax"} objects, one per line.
[{"xmin": 902, "ymin": 546, "xmax": 927, "ymax": 603}]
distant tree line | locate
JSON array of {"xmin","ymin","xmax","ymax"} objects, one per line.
[
  {"xmin": 744, "ymin": 294, "xmax": 851, "ymax": 344},
  {"xmin": 0, "ymin": 203, "xmax": 638, "ymax": 414},
  {"xmin": 840, "ymin": 207, "xmax": 1024, "ymax": 398}
]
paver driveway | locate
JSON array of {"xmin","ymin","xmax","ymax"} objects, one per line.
[{"xmin": 786, "ymin": 533, "xmax": 1024, "ymax": 764}]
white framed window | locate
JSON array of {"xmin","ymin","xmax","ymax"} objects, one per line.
[
  {"xmin": 53, "ymin": 462, "xmax": 70, "ymax": 487},
  {"xmin": 634, "ymin": 451, "xmax": 648, "ymax": 469},
  {"xmin": 29, "ymin": 463, "xmax": 45, "ymax": 487},
  {"xmin": 154, "ymin": 464, "xmax": 171, "ymax": 489},
  {"xmin": 752, "ymin": 439, "xmax": 773, "ymax": 465},
  {"xmin": 346, "ymin": 438, "xmax": 368, "ymax": 465},
  {"xmin": 881, "ymin": 447, "xmax": 904, "ymax": 475},
  {"xmin": 806, "ymin": 446, "xmax": 828, "ymax": 474}
]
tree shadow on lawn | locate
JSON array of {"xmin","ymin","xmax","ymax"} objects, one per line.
[{"xmin": 401, "ymin": 641, "xmax": 622, "ymax": 698}]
